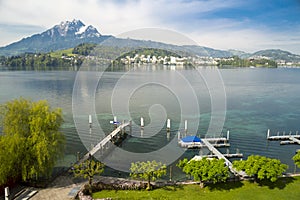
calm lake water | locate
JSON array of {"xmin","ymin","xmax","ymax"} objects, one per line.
[{"xmin": 0, "ymin": 66, "xmax": 300, "ymax": 179}]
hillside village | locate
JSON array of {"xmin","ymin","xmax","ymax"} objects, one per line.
[
  {"xmin": 113, "ymin": 53, "xmax": 294, "ymax": 67},
  {"xmin": 1, "ymin": 43, "xmax": 300, "ymax": 69}
]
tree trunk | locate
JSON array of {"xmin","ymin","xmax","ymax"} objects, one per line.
[
  {"xmin": 199, "ymin": 181, "xmax": 204, "ymax": 188},
  {"xmin": 87, "ymin": 176, "xmax": 93, "ymax": 195},
  {"xmin": 89, "ymin": 176, "xmax": 93, "ymax": 186},
  {"xmin": 147, "ymin": 176, "xmax": 151, "ymax": 190}
]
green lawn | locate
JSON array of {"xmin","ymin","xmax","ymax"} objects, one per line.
[
  {"xmin": 49, "ymin": 48, "xmax": 75, "ymax": 58},
  {"xmin": 93, "ymin": 177, "xmax": 300, "ymax": 200}
]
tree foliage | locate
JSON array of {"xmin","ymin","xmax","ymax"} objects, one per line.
[
  {"xmin": 72, "ymin": 43, "xmax": 97, "ymax": 56},
  {"xmin": 73, "ymin": 155, "xmax": 104, "ymax": 186},
  {"xmin": 0, "ymin": 98, "xmax": 65, "ymax": 185},
  {"xmin": 130, "ymin": 160, "xmax": 166, "ymax": 190},
  {"xmin": 293, "ymin": 151, "xmax": 300, "ymax": 168},
  {"xmin": 177, "ymin": 158, "xmax": 229, "ymax": 187},
  {"xmin": 4, "ymin": 53, "xmax": 82, "ymax": 69},
  {"xmin": 233, "ymin": 155, "xmax": 288, "ymax": 182},
  {"xmin": 217, "ymin": 56, "xmax": 277, "ymax": 68}
]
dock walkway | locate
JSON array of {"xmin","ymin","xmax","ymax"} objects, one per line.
[
  {"xmin": 201, "ymin": 139, "xmax": 247, "ymax": 177},
  {"xmin": 78, "ymin": 121, "xmax": 131, "ymax": 164},
  {"xmin": 267, "ymin": 129, "xmax": 300, "ymax": 146}
]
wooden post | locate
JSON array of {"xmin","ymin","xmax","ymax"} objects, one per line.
[
  {"xmin": 114, "ymin": 116, "xmax": 117, "ymax": 128},
  {"xmin": 5, "ymin": 187, "xmax": 9, "ymax": 200},
  {"xmin": 89, "ymin": 115, "xmax": 92, "ymax": 124},
  {"xmin": 167, "ymin": 119, "xmax": 171, "ymax": 131},
  {"xmin": 227, "ymin": 130, "xmax": 230, "ymax": 140},
  {"xmin": 267, "ymin": 129, "xmax": 270, "ymax": 138},
  {"xmin": 141, "ymin": 117, "xmax": 144, "ymax": 128}
]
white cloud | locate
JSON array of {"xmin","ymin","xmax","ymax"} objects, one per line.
[
  {"xmin": 188, "ymin": 27, "xmax": 300, "ymax": 54},
  {"xmin": 0, "ymin": 0, "xmax": 245, "ymax": 34}
]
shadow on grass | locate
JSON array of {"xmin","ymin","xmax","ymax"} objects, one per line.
[
  {"xmin": 161, "ymin": 184, "xmax": 184, "ymax": 192},
  {"xmin": 207, "ymin": 181, "xmax": 244, "ymax": 191},
  {"xmin": 256, "ymin": 177, "xmax": 295, "ymax": 190}
]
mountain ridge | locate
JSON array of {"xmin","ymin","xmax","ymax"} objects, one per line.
[
  {"xmin": 0, "ymin": 19, "xmax": 110, "ymax": 55},
  {"xmin": 0, "ymin": 19, "xmax": 299, "ymax": 63}
]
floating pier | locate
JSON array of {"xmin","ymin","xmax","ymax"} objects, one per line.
[
  {"xmin": 178, "ymin": 140, "xmax": 230, "ymax": 148},
  {"xmin": 197, "ymin": 149, "xmax": 243, "ymax": 159},
  {"xmin": 178, "ymin": 131, "xmax": 230, "ymax": 149},
  {"xmin": 267, "ymin": 129, "xmax": 300, "ymax": 145},
  {"xmin": 178, "ymin": 130, "xmax": 246, "ymax": 178}
]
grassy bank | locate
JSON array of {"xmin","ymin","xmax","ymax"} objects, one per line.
[{"xmin": 93, "ymin": 176, "xmax": 300, "ymax": 200}]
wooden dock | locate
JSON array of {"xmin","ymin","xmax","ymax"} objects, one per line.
[
  {"xmin": 201, "ymin": 139, "xmax": 247, "ymax": 177},
  {"xmin": 280, "ymin": 137, "xmax": 300, "ymax": 145},
  {"xmin": 194, "ymin": 152, "xmax": 243, "ymax": 159},
  {"xmin": 192, "ymin": 153, "xmax": 243, "ymax": 160},
  {"xmin": 202, "ymin": 148, "xmax": 243, "ymax": 158},
  {"xmin": 77, "ymin": 121, "xmax": 131, "ymax": 164},
  {"xmin": 204, "ymin": 137, "xmax": 228, "ymax": 142},
  {"xmin": 267, "ymin": 129, "xmax": 300, "ymax": 145},
  {"xmin": 178, "ymin": 135, "xmax": 230, "ymax": 149},
  {"xmin": 178, "ymin": 141, "xmax": 230, "ymax": 148}
]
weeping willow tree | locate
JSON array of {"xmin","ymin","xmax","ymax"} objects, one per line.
[{"xmin": 0, "ymin": 98, "xmax": 65, "ymax": 185}]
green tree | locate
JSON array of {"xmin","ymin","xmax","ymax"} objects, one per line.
[
  {"xmin": 130, "ymin": 160, "xmax": 166, "ymax": 190},
  {"xmin": 72, "ymin": 43, "xmax": 97, "ymax": 56},
  {"xmin": 293, "ymin": 151, "xmax": 300, "ymax": 168},
  {"xmin": 233, "ymin": 155, "xmax": 288, "ymax": 182},
  {"xmin": 73, "ymin": 155, "xmax": 105, "ymax": 187},
  {"xmin": 0, "ymin": 98, "xmax": 64, "ymax": 184},
  {"xmin": 177, "ymin": 158, "xmax": 229, "ymax": 188}
]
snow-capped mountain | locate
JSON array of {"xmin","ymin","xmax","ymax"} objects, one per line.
[
  {"xmin": 43, "ymin": 19, "xmax": 101, "ymax": 39},
  {"xmin": 0, "ymin": 19, "xmax": 108, "ymax": 55},
  {"xmin": 1, "ymin": 19, "xmax": 299, "ymax": 61}
]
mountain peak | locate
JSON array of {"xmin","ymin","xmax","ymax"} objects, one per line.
[
  {"xmin": 0, "ymin": 19, "xmax": 105, "ymax": 55},
  {"xmin": 50, "ymin": 19, "xmax": 100, "ymax": 38}
]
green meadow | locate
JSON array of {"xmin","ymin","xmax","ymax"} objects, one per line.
[{"xmin": 93, "ymin": 176, "xmax": 300, "ymax": 200}]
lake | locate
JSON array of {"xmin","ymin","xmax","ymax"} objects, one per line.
[{"xmin": 0, "ymin": 66, "xmax": 300, "ymax": 179}]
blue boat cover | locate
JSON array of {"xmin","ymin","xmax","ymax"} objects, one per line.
[{"xmin": 181, "ymin": 135, "xmax": 201, "ymax": 143}]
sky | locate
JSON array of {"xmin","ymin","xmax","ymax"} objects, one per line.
[{"xmin": 0, "ymin": 0, "xmax": 300, "ymax": 54}]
